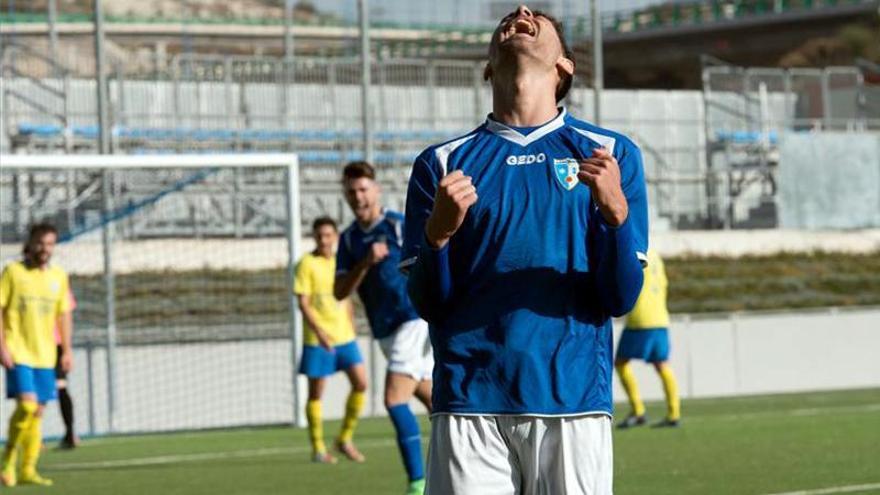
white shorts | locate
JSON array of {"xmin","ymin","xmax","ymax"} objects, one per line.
[
  {"xmin": 378, "ymin": 319, "xmax": 433, "ymax": 381},
  {"xmin": 426, "ymin": 414, "xmax": 613, "ymax": 495}
]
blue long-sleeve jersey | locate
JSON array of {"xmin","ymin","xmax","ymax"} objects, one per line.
[{"xmin": 401, "ymin": 108, "xmax": 648, "ymax": 416}]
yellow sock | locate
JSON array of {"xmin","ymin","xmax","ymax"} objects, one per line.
[
  {"xmin": 306, "ymin": 399, "xmax": 326, "ymax": 454},
  {"xmin": 337, "ymin": 391, "xmax": 365, "ymax": 444},
  {"xmin": 2, "ymin": 400, "xmax": 38, "ymax": 471},
  {"xmin": 616, "ymin": 362, "xmax": 646, "ymax": 417},
  {"xmin": 21, "ymin": 412, "xmax": 43, "ymax": 477},
  {"xmin": 658, "ymin": 364, "xmax": 681, "ymax": 421}
]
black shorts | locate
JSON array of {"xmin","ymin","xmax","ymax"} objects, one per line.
[{"xmin": 54, "ymin": 345, "xmax": 67, "ymax": 380}]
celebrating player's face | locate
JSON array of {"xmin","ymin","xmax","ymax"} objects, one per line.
[
  {"xmin": 343, "ymin": 177, "xmax": 381, "ymax": 223},
  {"xmin": 490, "ymin": 5, "xmax": 564, "ymax": 64},
  {"xmin": 313, "ymin": 225, "xmax": 338, "ymax": 257},
  {"xmin": 27, "ymin": 232, "xmax": 57, "ymax": 267}
]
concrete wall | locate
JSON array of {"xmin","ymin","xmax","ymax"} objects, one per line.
[
  {"xmin": 2, "ymin": 229, "xmax": 879, "ymax": 275},
  {"xmin": 2, "ymin": 307, "xmax": 878, "ymax": 439},
  {"xmin": 779, "ymin": 133, "xmax": 880, "ymax": 229}
]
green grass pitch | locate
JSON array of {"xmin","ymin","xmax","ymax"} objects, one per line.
[{"xmin": 16, "ymin": 388, "xmax": 880, "ymax": 495}]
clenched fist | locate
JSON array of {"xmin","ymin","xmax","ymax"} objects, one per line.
[
  {"xmin": 425, "ymin": 170, "xmax": 478, "ymax": 249},
  {"xmin": 577, "ymin": 147, "xmax": 629, "ymax": 227},
  {"xmin": 367, "ymin": 242, "xmax": 389, "ymax": 265}
]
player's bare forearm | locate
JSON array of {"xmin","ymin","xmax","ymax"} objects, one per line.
[
  {"xmin": 298, "ymin": 295, "xmax": 334, "ymax": 349},
  {"xmin": 334, "ymin": 243, "xmax": 388, "ymax": 300},
  {"xmin": 59, "ymin": 311, "xmax": 74, "ymax": 371},
  {"xmin": 333, "ymin": 261, "xmax": 370, "ymax": 300},
  {"xmin": 0, "ymin": 310, "xmax": 11, "ymax": 369},
  {"xmin": 346, "ymin": 299, "xmax": 355, "ymax": 329},
  {"xmin": 297, "ymin": 295, "xmax": 322, "ymax": 335}
]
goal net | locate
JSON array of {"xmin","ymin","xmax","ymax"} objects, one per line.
[{"xmin": 0, "ymin": 153, "xmax": 308, "ymax": 437}]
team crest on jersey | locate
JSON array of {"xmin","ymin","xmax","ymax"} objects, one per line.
[
  {"xmin": 49, "ymin": 280, "xmax": 60, "ymax": 293},
  {"xmin": 553, "ymin": 158, "xmax": 579, "ymax": 191}
]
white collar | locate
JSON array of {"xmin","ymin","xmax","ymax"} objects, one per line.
[{"xmin": 485, "ymin": 107, "xmax": 567, "ymax": 147}]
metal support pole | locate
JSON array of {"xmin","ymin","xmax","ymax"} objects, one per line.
[
  {"xmin": 283, "ymin": 0, "xmax": 295, "ymax": 62},
  {"xmin": 94, "ymin": 0, "xmax": 111, "ymax": 154},
  {"xmin": 86, "ymin": 341, "xmax": 96, "ymax": 435},
  {"xmin": 101, "ymin": 169, "xmax": 117, "ymax": 433},
  {"xmin": 591, "ymin": 0, "xmax": 603, "ymax": 126},
  {"xmin": 281, "ymin": 0, "xmax": 295, "ymax": 129},
  {"xmin": 48, "ymin": 0, "xmax": 60, "ymax": 76},
  {"xmin": 358, "ymin": 0, "xmax": 374, "ymax": 164},
  {"xmin": 94, "ymin": 0, "xmax": 117, "ymax": 432},
  {"xmin": 285, "ymin": 159, "xmax": 305, "ymax": 428}
]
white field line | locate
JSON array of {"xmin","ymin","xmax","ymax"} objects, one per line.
[
  {"xmin": 47, "ymin": 403, "xmax": 880, "ymax": 471},
  {"xmin": 48, "ymin": 437, "xmax": 410, "ymax": 471},
  {"xmin": 686, "ymin": 403, "xmax": 880, "ymax": 423},
  {"xmin": 761, "ymin": 482, "xmax": 880, "ymax": 495}
]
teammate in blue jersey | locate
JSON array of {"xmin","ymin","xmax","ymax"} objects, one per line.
[
  {"xmin": 401, "ymin": 5, "xmax": 648, "ymax": 494},
  {"xmin": 333, "ymin": 161, "xmax": 433, "ymax": 495}
]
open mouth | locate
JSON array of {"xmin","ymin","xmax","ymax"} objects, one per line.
[{"xmin": 505, "ymin": 18, "xmax": 537, "ymax": 38}]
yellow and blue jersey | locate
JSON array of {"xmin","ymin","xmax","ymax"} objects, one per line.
[
  {"xmin": 402, "ymin": 109, "xmax": 649, "ymax": 416},
  {"xmin": 294, "ymin": 253, "xmax": 355, "ymax": 346},
  {"xmin": 336, "ymin": 210, "xmax": 419, "ymax": 339},
  {"xmin": 625, "ymin": 250, "xmax": 670, "ymax": 330},
  {"xmin": 1, "ymin": 261, "xmax": 71, "ymax": 368}
]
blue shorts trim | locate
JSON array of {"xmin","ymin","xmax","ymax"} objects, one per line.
[
  {"xmin": 299, "ymin": 341, "xmax": 364, "ymax": 378},
  {"xmin": 5, "ymin": 365, "xmax": 58, "ymax": 404},
  {"xmin": 616, "ymin": 328, "xmax": 670, "ymax": 363}
]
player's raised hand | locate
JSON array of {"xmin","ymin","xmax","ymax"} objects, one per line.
[
  {"xmin": 578, "ymin": 147, "xmax": 628, "ymax": 227},
  {"xmin": 425, "ymin": 170, "xmax": 478, "ymax": 249},
  {"xmin": 367, "ymin": 241, "xmax": 389, "ymax": 265}
]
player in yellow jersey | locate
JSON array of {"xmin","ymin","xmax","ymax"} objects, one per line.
[
  {"xmin": 1, "ymin": 223, "xmax": 73, "ymax": 487},
  {"xmin": 615, "ymin": 249, "xmax": 681, "ymax": 428},
  {"xmin": 296, "ymin": 217, "xmax": 368, "ymax": 464}
]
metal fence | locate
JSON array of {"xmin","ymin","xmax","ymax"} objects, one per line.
[
  {"xmin": 2, "ymin": 45, "xmax": 877, "ymax": 235},
  {"xmin": 703, "ymin": 63, "xmax": 877, "ymax": 228}
]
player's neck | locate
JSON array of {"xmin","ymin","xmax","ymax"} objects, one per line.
[
  {"xmin": 491, "ymin": 69, "xmax": 559, "ymax": 127},
  {"xmin": 314, "ymin": 248, "xmax": 333, "ymax": 259},
  {"xmin": 356, "ymin": 206, "xmax": 383, "ymax": 230},
  {"xmin": 24, "ymin": 257, "xmax": 49, "ymax": 270}
]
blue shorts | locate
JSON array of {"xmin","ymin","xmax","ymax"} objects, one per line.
[
  {"xmin": 299, "ymin": 341, "xmax": 363, "ymax": 378},
  {"xmin": 616, "ymin": 328, "xmax": 670, "ymax": 363},
  {"xmin": 5, "ymin": 365, "xmax": 58, "ymax": 404}
]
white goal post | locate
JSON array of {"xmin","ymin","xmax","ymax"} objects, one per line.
[{"xmin": 0, "ymin": 153, "xmax": 307, "ymax": 435}]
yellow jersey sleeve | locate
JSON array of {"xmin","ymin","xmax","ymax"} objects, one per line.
[
  {"xmin": 293, "ymin": 256, "xmax": 314, "ymax": 296},
  {"xmin": 625, "ymin": 250, "xmax": 671, "ymax": 329},
  {"xmin": 0, "ymin": 265, "xmax": 11, "ymax": 309}
]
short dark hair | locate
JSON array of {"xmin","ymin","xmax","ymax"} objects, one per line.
[
  {"xmin": 488, "ymin": 10, "xmax": 575, "ymax": 103},
  {"xmin": 533, "ymin": 11, "xmax": 575, "ymax": 103},
  {"xmin": 22, "ymin": 222, "xmax": 58, "ymax": 255},
  {"xmin": 312, "ymin": 216, "xmax": 337, "ymax": 232},
  {"xmin": 342, "ymin": 161, "xmax": 376, "ymax": 182}
]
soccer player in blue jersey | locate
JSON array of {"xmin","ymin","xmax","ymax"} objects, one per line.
[
  {"xmin": 334, "ymin": 161, "xmax": 433, "ymax": 495},
  {"xmin": 401, "ymin": 5, "xmax": 648, "ymax": 494}
]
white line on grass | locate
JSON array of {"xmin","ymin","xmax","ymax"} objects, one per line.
[
  {"xmin": 47, "ymin": 403, "xmax": 879, "ymax": 471},
  {"xmin": 762, "ymin": 482, "xmax": 880, "ymax": 495},
  {"xmin": 687, "ymin": 403, "xmax": 880, "ymax": 423},
  {"xmin": 48, "ymin": 437, "xmax": 412, "ymax": 471}
]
